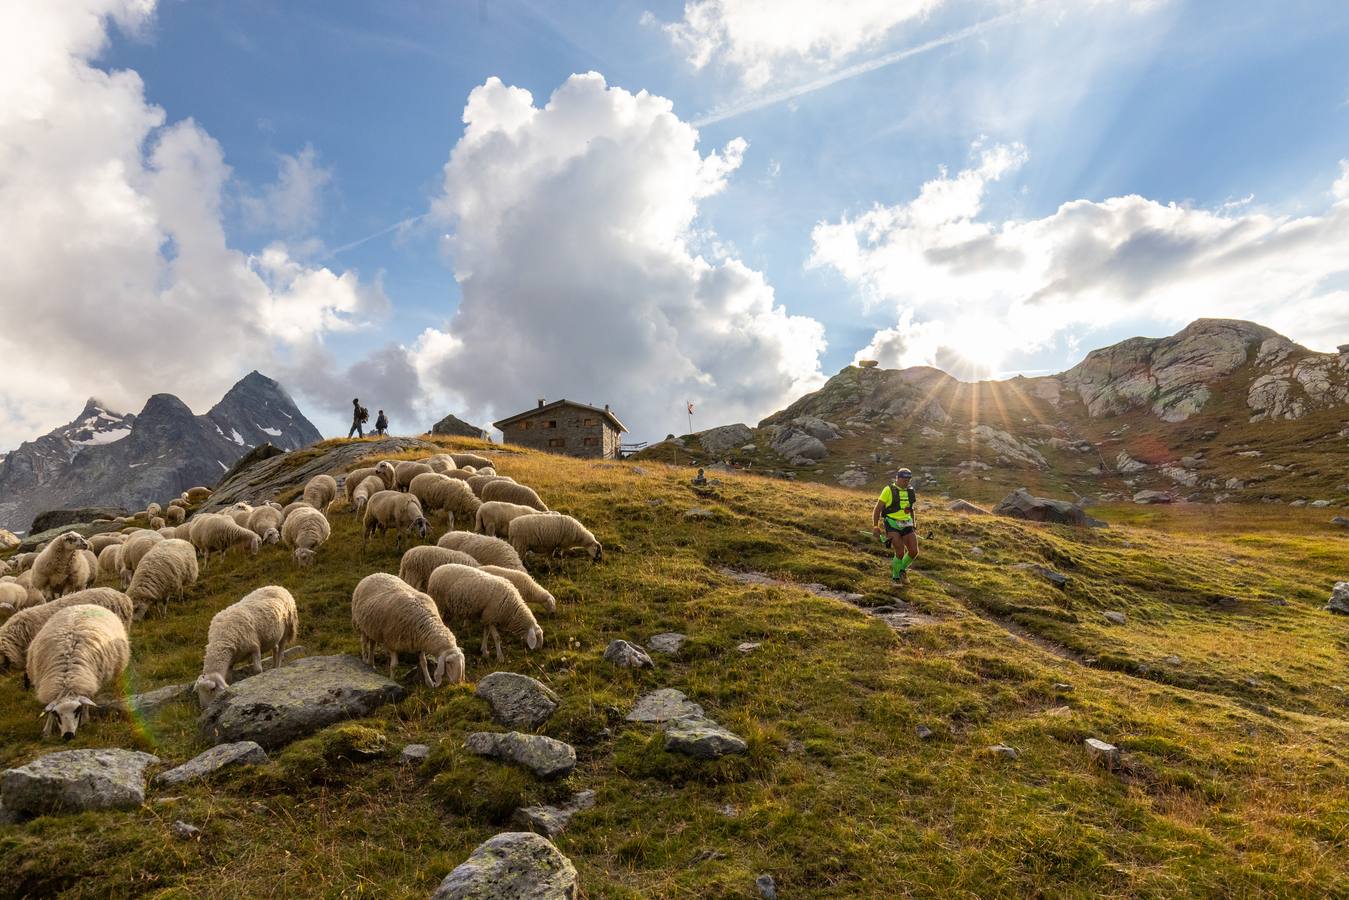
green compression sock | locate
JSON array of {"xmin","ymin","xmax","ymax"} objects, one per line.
[
  {"xmin": 890, "ymin": 555, "xmax": 903, "ymax": 578},
  {"xmin": 897, "ymin": 553, "xmax": 913, "ymax": 573}
]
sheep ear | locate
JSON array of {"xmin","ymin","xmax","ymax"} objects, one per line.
[
  {"xmin": 526, "ymin": 627, "xmax": 542, "ymax": 650},
  {"xmin": 78, "ymin": 696, "xmax": 98, "ymax": 707},
  {"xmin": 43, "ymin": 701, "xmax": 59, "ymax": 713}
]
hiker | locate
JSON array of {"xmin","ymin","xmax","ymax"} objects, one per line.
[
  {"xmin": 374, "ymin": 410, "xmax": 388, "ymax": 436},
  {"xmin": 348, "ymin": 398, "xmax": 369, "ymax": 438},
  {"xmin": 872, "ymin": 467, "xmax": 919, "ymax": 584}
]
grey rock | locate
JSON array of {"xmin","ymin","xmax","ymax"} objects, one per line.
[
  {"xmin": 696, "ymin": 423, "xmax": 754, "ymax": 455},
  {"xmin": 1328, "ymin": 582, "xmax": 1349, "ymax": 615},
  {"xmin": 19, "ymin": 518, "xmax": 126, "ymax": 552},
  {"xmin": 431, "ymin": 831, "xmax": 578, "ymax": 900},
  {"xmin": 915, "ymin": 725, "xmax": 933, "ymax": 740},
  {"xmin": 987, "ymin": 744, "xmax": 1020, "ymax": 760},
  {"xmin": 1163, "ymin": 655, "xmax": 1182, "ymax": 666},
  {"xmin": 465, "ymin": 731, "xmax": 576, "ymax": 778},
  {"xmin": 1, "ymin": 749, "xmax": 160, "ymax": 816},
  {"xmin": 627, "ymin": 688, "xmax": 704, "ymax": 723},
  {"xmin": 603, "ymin": 639, "xmax": 653, "ymax": 669},
  {"xmin": 663, "ymin": 715, "xmax": 748, "ymax": 759},
  {"xmin": 429, "ymin": 413, "xmax": 490, "ymax": 441},
  {"xmin": 683, "ymin": 507, "xmax": 715, "ymax": 520},
  {"xmin": 736, "ymin": 641, "xmax": 762, "ymax": 653},
  {"xmin": 197, "ymin": 655, "xmax": 405, "ymax": 750},
  {"xmin": 772, "ymin": 430, "xmax": 829, "ymax": 462},
  {"xmin": 1084, "ymin": 738, "xmax": 1121, "ymax": 765},
  {"xmin": 512, "ymin": 789, "xmax": 596, "ymax": 837},
  {"xmin": 30, "ymin": 507, "xmax": 130, "ymax": 536},
  {"xmin": 647, "ymin": 632, "xmax": 687, "ymax": 655},
  {"xmin": 836, "ymin": 469, "xmax": 868, "ymax": 488},
  {"xmin": 1053, "ymin": 683, "xmax": 1072, "ymax": 691},
  {"xmin": 947, "ymin": 498, "xmax": 991, "ymax": 515},
  {"xmin": 993, "ymin": 488, "xmax": 1106, "ymax": 527},
  {"xmin": 1132, "ymin": 490, "xmax": 1173, "ymax": 504},
  {"xmin": 1310, "ymin": 499, "xmax": 1332, "ymax": 508},
  {"xmin": 1331, "ymin": 516, "xmax": 1349, "ymax": 527},
  {"xmin": 1115, "ymin": 451, "xmax": 1148, "ymax": 474},
  {"xmin": 475, "ymin": 672, "xmax": 560, "ymax": 730},
  {"xmin": 1103, "ymin": 611, "xmax": 1128, "ymax": 625},
  {"xmin": 157, "ymin": 741, "xmax": 267, "ymax": 785},
  {"xmin": 756, "ymin": 873, "xmax": 778, "ymax": 899},
  {"xmin": 170, "ymin": 820, "xmax": 202, "ymax": 840},
  {"xmin": 1029, "ymin": 565, "xmax": 1069, "ymax": 588},
  {"xmin": 400, "ymin": 743, "xmax": 431, "ymax": 765},
  {"xmin": 717, "ymin": 803, "xmax": 740, "ymax": 817},
  {"xmin": 110, "ymin": 681, "xmax": 192, "ymax": 717}
]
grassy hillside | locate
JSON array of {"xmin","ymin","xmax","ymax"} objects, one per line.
[{"xmin": 2, "ymin": 437, "xmax": 1348, "ymax": 897}]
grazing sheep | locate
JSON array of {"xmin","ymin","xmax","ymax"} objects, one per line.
[
  {"xmin": 480, "ymin": 480, "xmax": 548, "ymax": 511},
  {"xmin": 480, "ymin": 564, "xmax": 557, "ymax": 614},
  {"xmin": 87, "ymin": 533, "xmax": 125, "ymax": 555},
  {"xmin": 425, "ymin": 563, "xmax": 543, "ymax": 660},
  {"xmin": 227, "ymin": 502, "xmax": 254, "ymax": 527},
  {"xmin": 127, "ymin": 539, "xmax": 199, "ymax": 619},
  {"xmin": 168, "ymin": 497, "xmax": 189, "ymax": 510},
  {"xmin": 350, "ymin": 573, "xmax": 465, "ymax": 687},
  {"xmin": 0, "ymin": 588, "xmax": 132, "ymax": 672},
  {"xmin": 443, "ymin": 469, "xmax": 475, "ymax": 483},
  {"xmin": 171, "ymin": 523, "xmax": 193, "ymax": 541},
  {"xmin": 148, "ymin": 516, "xmax": 166, "ymax": 530},
  {"xmin": 475, "ymin": 501, "xmax": 557, "ymax": 538},
  {"xmin": 363, "ymin": 491, "xmax": 430, "ymax": 549},
  {"xmin": 344, "ymin": 466, "xmax": 380, "ymax": 504},
  {"xmin": 374, "ymin": 460, "xmax": 397, "ymax": 490},
  {"xmin": 146, "ymin": 502, "xmax": 163, "ymax": 520},
  {"xmin": 97, "ymin": 543, "xmax": 123, "ymax": 580},
  {"xmin": 351, "ymin": 475, "xmax": 386, "ymax": 514},
  {"xmin": 425, "ymin": 454, "xmax": 457, "ymax": 475},
  {"xmin": 31, "ymin": 532, "xmax": 94, "ymax": 601},
  {"xmin": 409, "ymin": 472, "xmax": 482, "ymax": 529},
  {"xmin": 280, "ymin": 500, "xmax": 312, "ymax": 522},
  {"xmin": 194, "ymin": 585, "xmax": 298, "ymax": 708},
  {"xmin": 282, "ymin": 506, "xmax": 332, "ymax": 567},
  {"xmin": 27, "ymin": 604, "xmax": 130, "ymax": 739},
  {"xmin": 7, "ymin": 571, "xmax": 45, "ymax": 614},
  {"xmin": 474, "ymin": 466, "xmax": 497, "ymax": 478},
  {"xmin": 184, "ymin": 486, "xmax": 213, "ymax": 503},
  {"xmin": 117, "ymin": 530, "xmax": 165, "ymax": 587},
  {"xmin": 157, "ymin": 527, "xmax": 177, "ymax": 539},
  {"xmin": 394, "ymin": 460, "xmax": 434, "ymax": 490},
  {"xmin": 509, "ymin": 513, "xmax": 603, "ymax": 563},
  {"xmin": 436, "ymin": 532, "xmax": 525, "ymax": 571},
  {"xmin": 465, "ymin": 474, "xmax": 508, "ymax": 498},
  {"xmin": 165, "ymin": 505, "xmax": 186, "ymax": 526},
  {"xmin": 0, "ymin": 581, "xmax": 31, "ymax": 616},
  {"xmin": 398, "ymin": 545, "xmax": 479, "ymax": 593},
  {"xmin": 246, "ymin": 505, "xmax": 284, "ymax": 545},
  {"xmin": 303, "ymin": 473, "xmax": 338, "ymax": 510},
  {"xmin": 79, "ymin": 549, "xmax": 98, "ymax": 588},
  {"xmin": 189, "ymin": 514, "xmax": 262, "ymax": 565},
  {"xmin": 450, "ymin": 453, "xmax": 494, "ymax": 470}
]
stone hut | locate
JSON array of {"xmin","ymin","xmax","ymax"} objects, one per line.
[{"xmin": 493, "ymin": 399, "xmax": 626, "ymax": 459}]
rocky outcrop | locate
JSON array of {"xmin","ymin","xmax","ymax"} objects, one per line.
[
  {"xmin": 695, "ymin": 423, "xmax": 754, "ymax": 456},
  {"xmin": 430, "ymin": 413, "xmax": 490, "ymax": 440},
  {"xmin": 431, "ymin": 832, "xmax": 578, "ymax": 900},
  {"xmin": 603, "ymin": 639, "xmax": 653, "ymax": 669},
  {"xmin": 1, "ymin": 749, "xmax": 160, "ymax": 817},
  {"xmin": 967, "ymin": 425, "xmax": 1046, "ymax": 468},
  {"xmin": 30, "ymin": 507, "xmax": 129, "ymax": 535},
  {"xmin": 993, "ymin": 489, "xmax": 1105, "ymax": 527}
]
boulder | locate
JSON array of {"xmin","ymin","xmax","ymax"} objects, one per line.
[
  {"xmin": 431, "ymin": 832, "xmax": 578, "ymax": 900},
  {"xmin": 836, "ymin": 469, "xmax": 868, "ymax": 488},
  {"xmin": 993, "ymin": 488, "xmax": 1106, "ymax": 527},
  {"xmin": 1115, "ymin": 452, "xmax": 1148, "ymax": 474},
  {"xmin": 1331, "ymin": 517, "xmax": 1349, "ymax": 527},
  {"xmin": 171, "ymin": 820, "xmax": 202, "ymax": 840},
  {"xmin": 1132, "ymin": 490, "xmax": 1173, "ymax": 505},
  {"xmin": 475, "ymin": 672, "xmax": 560, "ymax": 730},
  {"xmin": 947, "ymin": 499, "xmax": 990, "ymax": 515},
  {"xmin": 18, "ymin": 519, "xmax": 125, "ymax": 552},
  {"xmin": 0, "ymin": 529, "xmax": 19, "ymax": 550},
  {"xmin": 1103, "ymin": 611, "xmax": 1128, "ymax": 625},
  {"xmin": 626, "ymin": 688, "xmax": 704, "ymax": 723},
  {"xmin": 663, "ymin": 715, "xmax": 748, "ymax": 759},
  {"xmin": 757, "ymin": 874, "xmax": 779, "ymax": 899},
  {"xmin": 157, "ymin": 741, "xmax": 268, "ymax": 785},
  {"xmin": 1085, "ymin": 738, "xmax": 1121, "ymax": 766},
  {"xmin": 987, "ymin": 745, "xmax": 1020, "ymax": 761},
  {"xmin": 602, "ymin": 639, "xmax": 652, "ymax": 669},
  {"xmin": 109, "ymin": 681, "xmax": 192, "ymax": 717},
  {"xmin": 513, "ymin": 789, "xmax": 596, "ymax": 837},
  {"xmin": 430, "ymin": 413, "xmax": 490, "ymax": 440},
  {"xmin": 1, "ymin": 749, "xmax": 160, "ymax": 816},
  {"xmin": 400, "ymin": 744, "xmax": 431, "ymax": 765},
  {"xmin": 197, "ymin": 655, "xmax": 405, "ymax": 750},
  {"xmin": 30, "ymin": 507, "xmax": 129, "ymax": 536},
  {"xmin": 1327, "ymin": 583, "xmax": 1349, "ymax": 615},
  {"xmin": 772, "ymin": 430, "xmax": 828, "ymax": 461},
  {"xmin": 696, "ymin": 423, "xmax": 754, "ymax": 456},
  {"xmin": 465, "ymin": 731, "xmax": 576, "ymax": 779},
  {"xmin": 647, "ymin": 633, "xmax": 687, "ymax": 655}
]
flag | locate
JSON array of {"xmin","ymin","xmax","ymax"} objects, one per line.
[{"xmin": 686, "ymin": 401, "xmax": 694, "ymax": 415}]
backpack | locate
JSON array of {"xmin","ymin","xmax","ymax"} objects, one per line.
[{"xmin": 358, "ymin": 406, "xmax": 369, "ymax": 423}]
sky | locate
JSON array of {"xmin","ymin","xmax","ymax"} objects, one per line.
[{"xmin": 2, "ymin": 0, "xmax": 1348, "ymax": 448}]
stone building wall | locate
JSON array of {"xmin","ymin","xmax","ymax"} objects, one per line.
[{"xmin": 500, "ymin": 405, "xmax": 619, "ymax": 459}]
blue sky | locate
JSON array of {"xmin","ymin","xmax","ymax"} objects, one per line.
[{"xmin": 4, "ymin": 0, "xmax": 1349, "ymax": 445}]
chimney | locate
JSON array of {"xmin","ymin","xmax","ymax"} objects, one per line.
[
  {"xmin": 537, "ymin": 398, "xmax": 545, "ymax": 408},
  {"xmin": 604, "ymin": 403, "xmax": 610, "ymax": 413}
]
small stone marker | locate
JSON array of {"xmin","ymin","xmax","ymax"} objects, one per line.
[
  {"xmin": 465, "ymin": 731, "xmax": 576, "ymax": 779},
  {"xmin": 431, "ymin": 831, "xmax": 577, "ymax": 900},
  {"xmin": 603, "ymin": 639, "xmax": 653, "ymax": 669}
]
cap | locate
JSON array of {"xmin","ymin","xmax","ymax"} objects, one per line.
[{"xmin": 896, "ymin": 468, "xmax": 913, "ymax": 478}]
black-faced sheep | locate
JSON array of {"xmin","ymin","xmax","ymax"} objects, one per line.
[
  {"xmin": 282, "ymin": 506, "xmax": 332, "ymax": 567},
  {"xmin": 425, "ymin": 563, "xmax": 543, "ymax": 660},
  {"xmin": 194, "ymin": 585, "xmax": 298, "ymax": 708},
  {"xmin": 351, "ymin": 573, "xmax": 465, "ymax": 687},
  {"xmin": 436, "ymin": 531, "xmax": 525, "ymax": 571},
  {"xmin": 27, "ymin": 604, "xmax": 130, "ymax": 739}
]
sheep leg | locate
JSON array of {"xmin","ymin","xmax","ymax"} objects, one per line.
[
  {"xmin": 491, "ymin": 625, "xmax": 504, "ymax": 662},
  {"xmin": 418, "ymin": 653, "xmax": 434, "ymax": 687},
  {"xmin": 273, "ymin": 641, "xmax": 285, "ymax": 669},
  {"xmin": 252, "ymin": 647, "xmax": 264, "ymax": 674},
  {"xmin": 388, "ymin": 649, "xmax": 399, "ymax": 680},
  {"xmin": 479, "ymin": 629, "xmax": 491, "ymax": 658}
]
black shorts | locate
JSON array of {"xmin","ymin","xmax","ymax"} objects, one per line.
[{"xmin": 885, "ymin": 523, "xmax": 915, "ymax": 537}]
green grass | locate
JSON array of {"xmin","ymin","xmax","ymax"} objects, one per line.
[{"xmin": 2, "ymin": 438, "xmax": 1348, "ymax": 897}]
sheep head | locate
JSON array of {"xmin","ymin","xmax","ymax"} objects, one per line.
[
  {"xmin": 411, "ymin": 517, "xmax": 430, "ymax": 540},
  {"xmin": 59, "ymin": 532, "xmax": 91, "ymax": 554},
  {"xmin": 293, "ymin": 547, "xmax": 316, "ymax": 568},
  {"xmin": 525, "ymin": 624, "xmax": 543, "ymax": 651},
  {"xmin": 194, "ymin": 672, "xmax": 228, "ymax": 708},
  {"xmin": 432, "ymin": 648, "xmax": 466, "ymax": 687},
  {"xmin": 262, "ymin": 527, "xmax": 280, "ymax": 545},
  {"xmin": 589, "ymin": 541, "xmax": 603, "ymax": 563},
  {"xmin": 43, "ymin": 695, "xmax": 96, "ymax": 740},
  {"xmin": 246, "ymin": 533, "xmax": 261, "ymax": 555},
  {"xmin": 375, "ymin": 461, "xmax": 396, "ymax": 488}
]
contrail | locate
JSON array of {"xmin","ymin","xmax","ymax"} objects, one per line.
[
  {"xmin": 691, "ymin": 10, "xmax": 1022, "ymax": 127},
  {"xmin": 326, "ymin": 213, "xmax": 428, "ymax": 258}
]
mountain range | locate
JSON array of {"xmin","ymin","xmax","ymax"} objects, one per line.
[
  {"xmin": 0, "ymin": 372, "xmax": 321, "ymax": 533},
  {"xmin": 644, "ymin": 319, "xmax": 1349, "ymax": 508}
]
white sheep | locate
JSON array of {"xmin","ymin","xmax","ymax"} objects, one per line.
[
  {"xmin": 184, "ymin": 486, "xmax": 213, "ymax": 503},
  {"xmin": 194, "ymin": 585, "xmax": 298, "ymax": 708},
  {"xmin": 9, "ymin": 552, "xmax": 37, "ymax": 574},
  {"xmin": 480, "ymin": 480, "xmax": 548, "ymax": 510},
  {"xmin": 0, "ymin": 588, "xmax": 133, "ymax": 672},
  {"xmin": 425, "ymin": 563, "xmax": 543, "ymax": 660},
  {"xmin": 31, "ymin": 531, "xmax": 94, "ymax": 600},
  {"xmin": 344, "ymin": 466, "xmax": 380, "ymax": 504},
  {"xmin": 443, "ymin": 469, "xmax": 475, "ymax": 483},
  {"xmin": 450, "ymin": 452, "xmax": 494, "ymax": 470},
  {"xmin": 409, "ymin": 472, "xmax": 482, "ymax": 529},
  {"xmin": 466, "ymin": 474, "xmax": 509, "ymax": 498},
  {"xmin": 247, "ymin": 505, "xmax": 284, "ymax": 545},
  {"xmin": 79, "ymin": 549, "xmax": 98, "ymax": 588},
  {"xmin": 436, "ymin": 531, "xmax": 525, "ymax": 571},
  {"xmin": 474, "ymin": 466, "xmax": 497, "ymax": 478},
  {"xmin": 425, "ymin": 454, "xmax": 457, "ymax": 475},
  {"xmin": 282, "ymin": 506, "xmax": 332, "ymax": 567},
  {"xmin": 475, "ymin": 501, "xmax": 557, "ymax": 538},
  {"xmin": 351, "ymin": 474, "xmax": 386, "ymax": 514},
  {"xmin": 27, "ymin": 604, "xmax": 130, "ymax": 739},
  {"xmin": 171, "ymin": 523, "xmax": 194, "ymax": 541},
  {"xmin": 0, "ymin": 581, "xmax": 32, "ymax": 616},
  {"xmin": 118, "ymin": 530, "xmax": 165, "ymax": 588},
  {"xmin": 374, "ymin": 460, "xmax": 397, "ymax": 489},
  {"xmin": 478, "ymin": 564, "xmax": 557, "ymax": 614},
  {"xmin": 165, "ymin": 505, "xmax": 186, "ymax": 526},
  {"xmin": 189, "ymin": 514, "xmax": 262, "ymax": 565},
  {"xmin": 146, "ymin": 502, "xmax": 163, "ymax": 520},
  {"xmin": 363, "ymin": 490, "xmax": 430, "ymax": 549},
  {"xmin": 127, "ymin": 538, "xmax": 199, "ymax": 619},
  {"xmin": 351, "ymin": 573, "xmax": 465, "ymax": 687},
  {"xmin": 226, "ymin": 502, "xmax": 254, "ymax": 527},
  {"xmin": 509, "ymin": 513, "xmax": 603, "ymax": 563},
  {"xmin": 303, "ymin": 473, "xmax": 338, "ymax": 510},
  {"xmin": 87, "ymin": 533, "xmax": 125, "ymax": 555},
  {"xmin": 156, "ymin": 527, "xmax": 177, "ymax": 538},
  {"xmin": 97, "ymin": 543, "xmax": 123, "ymax": 580},
  {"xmin": 5, "ymin": 571, "xmax": 45, "ymax": 614},
  {"xmin": 168, "ymin": 497, "xmax": 189, "ymax": 510},
  {"xmin": 149, "ymin": 516, "xmax": 166, "ymax": 531},
  {"xmin": 394, "ymin": 460, "xmax": 433, "ymax": 490},
  {"xmin": 398, "ymin": 545, "xmax": 480, "ymax": 593}
]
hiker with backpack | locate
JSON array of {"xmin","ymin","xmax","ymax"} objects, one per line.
[
  {"xmin": 374, "ymin": 410, "xmax": 388, "ymax": 436},
  {"xmin": 872, "ymin": 467, "xmax": 919, "ymax": 585},
  {"xmin": 348, "ymin": 398, "xmax": 369, "ymax": 438}
]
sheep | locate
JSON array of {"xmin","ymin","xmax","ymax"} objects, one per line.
[
  {"xmin": 157, "ymin": 527, "xmax": 177, "ymax": 539},
  {"xmin": 436, "ymin": 531, "xmax": 525, "ymax": 571},
  {"xmin": 409, "ymin": 472, "xmax": 482, "ymax": 529},
  {"xmin": 480, "ymin": 480, "xmax": 548, "ymax": 511},
  {"xmin": 168, "ymin": 497, "xmax": 189, "ymax": 510},
  {"xmin": 465, "ymin": 474, "xmax": 508, "ymax": 498},
  {"xmin": 118, "ymin": 529, "xmax": 165, "ymax": 586},
  {"xmin": 374, "ymin": 460, "xmax": 397, "ymax": 489},
  {"xmin": 282, "ymin": 506, "xmax": 332, "ymax": 567},
  {"xmin": 280, "ymin": 500, "xmax": 312, "ymax": 522},
  {"xmin": 425, "ymin": 563, "xmax": 543, "ymax": 660},
  {"xmin": 398, "ymin": 545, "xmax": 479, "ymax": 593},
  {"xmin": 148, "ymin": 516, "xmax": 166, "ymax": 531},
  {"xmin": 480, "ymin": 564, "xmax": 557, "ymax": 614},
  {"xmin": 450, "ymin": 452, "xmax": 494, "ymax": 470},
  {"xmin": 194, "ymin": 585, "xmax": 298, "ymax": 708},
  {"xmin": 509, "ymin": 513, "xmax": 603, "ymax": 563},
  {"xmin": 303, "ymin": 473, "xmax": 338, "ymax": 510},
  {"xmin": 350, "ymin": 474, "xmax": 386, "ymax": 514},
  {"xmin": 475, "ymin": 501, "xmax": 557, "ymax": 538},
  {"xmin": 0, "ymin": 588, "xmax": 132, "ymax": 672},
  {"xmin": 0, "ymin": 581, "xmax": 31, "ymax": 616},
  {"xmin": 31, "ymin": 532, "xmax": 94, "ymax": 601},
  {"xmin": 189, "ymin": 514, "xmax": 261, "ymax": 565},
  {"xmin": 9, "ymin": 552, "xmax": 36, "ymax": 574},
  {"xmin": 344, "ymin": 466, "xmax": 380, "ymax": 504},
  {"xmin": 165, "ymin": 505, "xmax": 186, "ymax": 526},
  {"xmin": 127, "ymin": 539, "xmax": 199, "ymax": 619},
  {"xmin": 363, "ymin": 490, "xmax": 430, "ymax": 549},
  {"xmin": 5, "ymin": 571, "xmax": 45, "ymax": 614},
  {"xmin": 443, "ymin": 469, "xmax": 475, "ymax": 483},
  {"xmin": 146, "ymin": 502, "xmax": 163, "ymax": 520},
  {"xmin": 87, "ymin": 533, "xmax": 125, "ymax": 555},
  {"xmin": 27, "ymin": 604, "xmax": 130, "ymax": 739},
  {"xmin": 171, "ymin": 523, "xmax": 193, "ymax": 541},
  {"xmin": 394, "ymin": 460, "xmax": 433, "ymax": 491},
  {"xmin": 97, "ymin": 543, "xmax": 123, "ymax": 580},
  {"xmin": 475, "ymin": 466, "xmax": 497, "ymax": 478},
  {"xmin": 246, "ymin": 505, "xmax": 284, "ymax": 545},
  {"xmin": 79, "ymin": 549, "xmax": 98, "ymax": 588},
  {"xmin": 227, "ymin": 502, "xmax": 254, "ymax": 527},
  {"xmin": 184, "ymin": 486, "xmax": 213, "ymax": 503},
  {"xmin": 425, "ymin": 454, "xmax": 457, "ymax": 475},
  {"xmin": 350, "ymin": 573, "xmax": 465, "ymax": 687}
]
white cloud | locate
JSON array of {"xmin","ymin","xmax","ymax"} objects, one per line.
[
  {"xmin": 812, "ymin": 143, "xmax": 1349, "ymax": 376},
  {"xmin": 0, "ymin": 0, "xmax": 380, "ymax": 448},
  {"xmin": 415, "ymin": 73, "xmax": 825, "ymax": 439},
  {"xmin": 1334, "ymin": 159, "xmax": 1349, "ymax": 201},
  {"xmin": 241, "ymin": 144, "xmax": 333, "ymax": 235}
]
